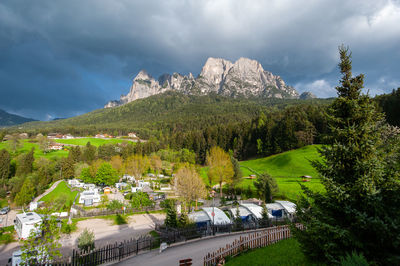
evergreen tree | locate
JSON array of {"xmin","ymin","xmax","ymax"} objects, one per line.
[
  {"xmin": 16, "ymin": 148, "xmax": 35, "ymax": 176},
  {"xmin": 259, "ymin": 203, "xmax": 270, "ymax": 228},
  {"xmin": 294, "ymin": 46, "xmax": 400, "ymax": 264},
  {"xmin": 15, "ymin": 177, "xmax": 36, "ymax": 206},
  {"xmin": 0, "ymin": 149, "xmax": 10, "ymax": 188},
  {"xmin": 254, "ymin": 173, "xmax": 278, "ymax": 203},
  {"xmin": 82, "ymin": 142, "xmax": 96, "ymax": 163},
  {"xmin": 234, "ymin": 207, "xmax": 243, "ymax": 231},
  {"xmin": 164, "ymin": 203, "xmax": 178, "ymax": 228}
]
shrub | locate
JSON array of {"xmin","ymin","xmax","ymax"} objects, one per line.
[
  {"xmin": 114, "ymin": 214, "xmax": 127, "ymax": 225},
  {"xmin": 340, "ymin": 252, "xmax": 369, "ymax": 266},
  {"xmin": 77, "ymin": 229, "xmax": 95, "ymax": 252}
]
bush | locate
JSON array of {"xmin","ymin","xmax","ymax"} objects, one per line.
[
  {"xmin": 107, "ymin": 200, "xmax": 124, "ymax": 211},
  {"xmin": 114, "ymin": 214, "xmax": 127, "ymax": 225},
  {"xmin": 77, "ymin": 229, "xmax": 95, "ymax": 252},
  {"xmin": 340, "ymin": 252, "xmax": 369, "ymax": 266}
]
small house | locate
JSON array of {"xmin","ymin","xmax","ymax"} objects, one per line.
[
  {"xmin": 49, "ymin": 143, "xmax": 64, "ymax": 150},
  {"xmin": 115, "ymin": 182, "xmax": 128, "ymax": 190},
  {"xmin": 14, "ymin": 212, "xmax": 42, "ymax": 239},
  {"xmin": 123, "ymin": 174, "xmax": 135, "ymax": 182},
  {"xmin": 128, "ymin": 132, "xmax": 137, "ymax": 138},
  {"xmin": 240, "ymin": 203, "xmax": 274, "ymax": 220},
  {"xmin": 68, "ymin": 179, "xmax": 84, "ymax": 188},
  {"xmin": 103, "ymin": 187, "xmax": 112, "ymax": 194},
  {"xmin": 79, "ymin": 190, "xmax": 101, "ymax": 206},
  {"xmin": 142, "ymin": 186, "xmax": 153, "ymax": 194},
  {"xmin": 131, "ymin": 187, "xmax": 143, "ymax": 193},
  {"xmin": 29, "ymin": 202, "xmax": 39, "ymax": 212},
  {"xmin": 83, "ymin": 183, "xmax": 96, "ymax": 190},
  {"xmin": 137, "ymin": 180, "xmax": 150, "ymax": 188}
]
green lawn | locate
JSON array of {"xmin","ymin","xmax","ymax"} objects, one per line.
[
  {"xmin": 201, "ymin": 145, "xmax": 324, "ymax": 201},
  {"xmin": 39, "ymin": 181, "xmax": 79, "ymax": 211},
  {"xmin": 0, "ymin": 139, "xmax": 69, "ymax": 159},
  {"xmin": 225, "ymin": 238, "xmax": 324, "ymax": 266},
  {"xmin": 54, "ymin": 137, "xmax": 130, "ymax": 147},
  {"xmin": 239, "ymin": 145, "xmax": 324, "ymax": 201}
]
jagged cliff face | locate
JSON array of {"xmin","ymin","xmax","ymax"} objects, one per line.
[{"xmin": 105, "ymin": 57, "xmax": 299, "ymax": 108}]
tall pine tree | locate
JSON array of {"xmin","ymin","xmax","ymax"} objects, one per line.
[{"xmin": 294, "ymin": 46, "xmax": 400, "ymax": 264}]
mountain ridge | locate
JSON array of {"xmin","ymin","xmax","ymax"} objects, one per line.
[
  {"xmin": 0, "ymin": 109, "xmax": 36, "ymax": 127},
  {"xmin": 105, "ymin": 57, "xmax": 299, "ymax": 108}
]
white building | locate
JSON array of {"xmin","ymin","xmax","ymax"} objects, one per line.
[
  {"xmin": 79, "ymin": 190, "xmax": 101, "ymax": 206},
  {"xmin": 68, "ymin": 179, "xmax": 84, "ymax": 188},
  {"xmin": 266, "ymin": 201, "xmax": 297, "ymax": 221},
  {"xmin": 131, "ymin": 187, "xmax": 143, "ymax": 193},
  {"xmin": 240, "ymin": 203, "xmax": 274, "ymax": 219},
  {"xmin": 14, "ymin": 212, "xmax": 42, "ymax": 239},
  {"xmin": 123, "ymin": 174, "xmax": 135, "ymax": 182},
  {"xmin": 115, "ymin": 182, "xmax": 128, "ymax": 190},
  {"xmin": 137, "ymin": 180, "xmax": 150, "ymax": 188},
  {"xmin": 82, "ymin": 183, "xmax": 96, "ymax": 190},
  {"xmin": 202, "ymin": 207, "xmax": 231, "ymax": 225}
]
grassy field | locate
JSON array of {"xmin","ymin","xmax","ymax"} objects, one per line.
[
  {"xmin": 201, "ymin": 145, "xmax": 324, "ymax": 201},
  {"xmin": 225, "ymin": 238, "xmax": 324, "ymax": 266},
  {"xmin": 239, "ymin": 145, "xmax": 324, "ymax": 200},
  {"xmin": 0, "ymin": 139, "xmax": 68, "ymax": 159},
  {"xmin": 39, "ymin": 181, "xmax": 79, "ymax": 210},
  {"xmin": 54, "ymin": 137, "xmax": 130, "ymax": 147}
]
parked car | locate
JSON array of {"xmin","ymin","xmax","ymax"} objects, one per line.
[{"xmin": 0, "ymin": 206, "xmax": 10, "ymax": 215}]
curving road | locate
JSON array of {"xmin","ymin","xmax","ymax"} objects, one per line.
[{"xmin": 116, "ymin": 231, "xmax": 259, "ymax": 266}]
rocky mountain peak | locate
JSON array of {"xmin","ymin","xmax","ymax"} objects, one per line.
[
  {"xmin": 104, "ymin": 57, "xmax": 300, "ymax": 108},
  {"xmin": 134, "ymin": 70, "xmax": 152, "ymax": 81}
]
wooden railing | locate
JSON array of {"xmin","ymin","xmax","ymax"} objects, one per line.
[{"xmin": 203, "ymin": 224, "xmax": 304, "ymax": 266}]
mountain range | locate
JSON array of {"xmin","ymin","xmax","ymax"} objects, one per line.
[
  {"xmin": 105, "ymin": 57, "xmax": 305, "ymax": 108},
  {"xmin": 0, "ymin": 109, "xmax": 36, "ymax": 127}
]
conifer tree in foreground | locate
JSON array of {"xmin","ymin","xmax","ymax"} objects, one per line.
[{"xmin": 294, "ymin": 46, "xmax": 400, "ymax": 264}]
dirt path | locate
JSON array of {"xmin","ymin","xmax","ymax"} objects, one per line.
[{"xmin": 33, "ymin": 180, "xmax": 63, "ymax": 202}]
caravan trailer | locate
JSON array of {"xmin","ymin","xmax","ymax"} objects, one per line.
[{"xmin": 14, "ymin": 212, "xmax": 42, "ymax": 239}]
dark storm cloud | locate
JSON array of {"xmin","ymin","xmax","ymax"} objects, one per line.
[{"xmin": 0, "ymin": 0, "xmax": 399, "ymax": 120}]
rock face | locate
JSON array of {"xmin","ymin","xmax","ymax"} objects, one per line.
[
  {"xmin": 299, "ymin": 91, "xmax": 317, "ymax": 100},
  {"xmin": 105, "ymin": 57, "xmax": 299, "ymax": 108}
]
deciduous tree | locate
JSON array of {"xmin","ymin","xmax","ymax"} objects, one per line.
[
  {"xmin": 206, "ymin": 146, "xmax": 234, "ymax": 197},
  {"xmin": 175, "ymin": 165, "xmax": 207, "ymax": 210}
]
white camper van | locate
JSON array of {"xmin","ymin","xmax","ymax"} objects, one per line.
[{"xmin": 14, "ymin": 212, "xmax": 42, "ymax": 239}]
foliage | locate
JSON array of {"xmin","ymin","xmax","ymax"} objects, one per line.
[
  {"xmin": 107, "ymin": 200, "xmax": 124, "ymax": 211},
  {"xmin": 82, "ymin": 142, "xmax": 96, "ymax": 163},
  {"xmin": 294, "ymin": 46, "xmax": 400, "ymax": 264},
  {"xmin": 114, "ymin": 214, "xmax": 127, "ymax": 225},
  {"xmin": 160, "ymin": 198, "xmax": 177, "ymax": 209},
  {"xmin": 21, "ymin": 216, "xmax": 62, "ymax": 265},
  {"xmin": 233, "ymin": 207, "xmax": 243, "ymax": 231},
  {"xmin": 95, "ymin": 162, "xmax": 119, "ymax": 185},
  {"xmin": 177, "ymin": 213, "xmax": 190, "ymax": 228},
  {"xmin": 254, "ymin": 173, "xmax": 278, "ymax": 203},
  {"xmin": 16, "ymin": 147, "xmax": 35, "ymax": 176},
  {"xmin": 175, "ymin": 165, "xmax": 207, "ymax": 210},
  {"xmin": 164, "ymin": 202, "xmax": 178, "ymax": 228},
  {"xmin": 77, "ymin": 228, "xmax": 95, "ymax": 252},
  {"xmin": 127, "ymin": 191, "xmax": 153, "ymax": 210},
  {"xmin": 0, "ymin": 149, "xmax": 10, "ymax": 187},
  {"xmin": 206, "ymin": 146, "xmax": 234, "ymax": 197},
  {"xmin": 124, "ymin": 154, "xmax": 149, "ymax": 179},
  {"xmin": 0, "ymin": 226, "xmax": 15, "ymax": 244},
  {"xmin": 339, "ymin": 252, "xmax": 369, "ymax": 266},
  {"xmin": 15, "ymin": 177, "xmax": 35, "ymax": 206},
  {"xmin": 259, "ymin": 203, "xmax": 270, "ymax": 228}
]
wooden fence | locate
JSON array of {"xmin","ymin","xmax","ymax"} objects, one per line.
[
  {"xmin": 203, "ymin": 224, "xmax": 304, "ymax": 266},
  {"xmin": 71, "ymin": 205, "xmax": 161, "ymax": 218},
  {"xmin": 50, "ymin": 235, "xmax": 157, "ymax": 266}
]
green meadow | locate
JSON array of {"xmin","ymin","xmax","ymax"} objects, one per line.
[
  {"xmin": 39, "ymin": 181, "xmax": 79, "ymax": 210},
  {"xmin": 0, "ymin": 139, "xmax": 68, "ymax": 159},
  {"xmin": 201, "ymin": 145, "xmax": 325, "ymax": 201},
  {"xmin": 53, "ymin": 137, "xmax": 129, "ymax": 147}
]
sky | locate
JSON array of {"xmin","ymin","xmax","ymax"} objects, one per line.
[{"xmin": 0, "ymin": 0, "xmax": 400, "ymax": 120}]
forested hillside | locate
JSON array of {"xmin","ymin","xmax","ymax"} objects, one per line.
[{"xmin": 375, "ymin": 87, "xmax": 400, "ymax": 126}]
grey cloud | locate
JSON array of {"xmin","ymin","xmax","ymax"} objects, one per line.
[{"xmin": 0, "ymin": 0, "xmax": 399, "ymax": 119}]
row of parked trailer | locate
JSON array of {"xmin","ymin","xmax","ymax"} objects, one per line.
[{"xmin": 188, "ymin": 201, "xmax": 296, "ymax": 227}]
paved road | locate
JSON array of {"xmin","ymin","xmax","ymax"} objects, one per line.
[
  {"xmin": 0, "ymin": 213, "xmax": 165, "ymax": 265},
  {"xmin": 116, "ymin": 231, "xmax": 256, "ymax": 266}
]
